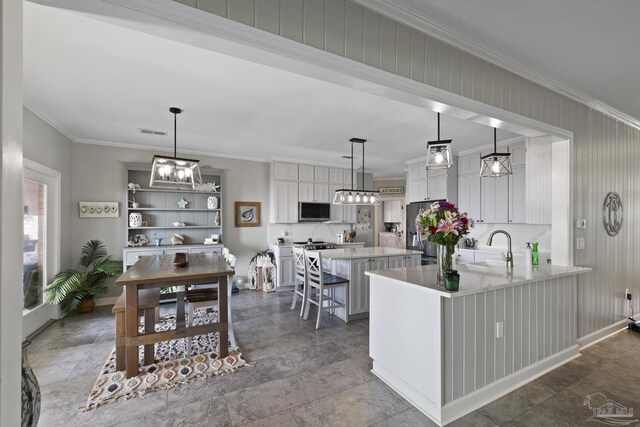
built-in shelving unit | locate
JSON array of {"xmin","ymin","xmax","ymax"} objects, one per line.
[{"xmin": 124, "ymin": 162, "xmax": 224, "ymax": 247}]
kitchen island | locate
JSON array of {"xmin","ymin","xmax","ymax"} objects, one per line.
[
  {"xmin": 320, "ymin": 247, "xmax": 423, "ymax": 320},
  {"xmin": 366, "ymin": 262, "xmax": 591, "ymax": 426}
]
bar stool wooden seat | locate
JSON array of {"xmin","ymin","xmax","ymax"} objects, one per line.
[
  {"xmin": 113, "ymin": 288, "xmax": 160, "ymax": 370},
  {"xmin": 303, "ymin": 250, "xmax": 349, "ymax": 329},
  {"xmin": 290, "ymin": 247, "xmax": 307, "ymax": 316}
]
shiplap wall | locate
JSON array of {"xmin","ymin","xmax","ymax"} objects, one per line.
[
  {"xmin": 443, "ymin": 276, "xmax": 576, "ymax": 403},
  {"xmin": 174, "ymin": 0, "xmax": 640, "ymax": 338}
]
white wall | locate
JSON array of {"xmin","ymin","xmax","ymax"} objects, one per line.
[
  {"xmin": 23, "ymin": 107, "xmax": 73, "ymax": 272},
  {"xmin": 71, "ymin": 143, "xmax": 269, "ymax": 298}
]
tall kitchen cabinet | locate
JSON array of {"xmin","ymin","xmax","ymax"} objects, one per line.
[{"xmin": 405, "ymin": 159, "xmax": 458, "ymax": 204}]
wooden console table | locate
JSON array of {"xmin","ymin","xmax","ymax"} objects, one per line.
[{"xmin": 115, "ymin": 252, "xmax": 234, "ymax": 378}]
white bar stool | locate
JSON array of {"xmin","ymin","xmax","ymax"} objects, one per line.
[{"xmin": 302, "ymin": 250, "xmax": 349, "ymax": 329}]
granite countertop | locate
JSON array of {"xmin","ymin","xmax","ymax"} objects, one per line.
[
  {"xmin": 319, "ymin": 247, "xmax": 423, "ymax": 260},
  {"xmin": 366, "ymin": 262, "xmax": 591, "ymax": 298}
]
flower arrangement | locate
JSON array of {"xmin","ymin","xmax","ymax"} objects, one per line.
[{"xmin": 416, "ymin": 201, "xmax": 473, "ymax": 246}]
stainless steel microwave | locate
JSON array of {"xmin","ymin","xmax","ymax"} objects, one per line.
[{"xmin": 298, "ymin": 202, "xmax": 331, "ymax": 222}]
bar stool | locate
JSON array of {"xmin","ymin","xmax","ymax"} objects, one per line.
[
  {"xmin": 290, "ymin": 247, "xmax": 307, "ymax": 316},
  {"xmin": 302, "ymin": 250, "xmax": 349, "ymax": 329}
]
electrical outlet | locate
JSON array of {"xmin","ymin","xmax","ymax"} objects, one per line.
[
  {"xmin": 576, "ymin": 238, "xmax": 585, "ymax": 250},
  {"xmin": 576, "ymin": 219, "xmax": 587, "ymax": 229},
  {"xmin": 496, "ymin": 321, "xmax": 504, "ymax": 339},
  {"xmin": 626, "ymin": 288, "xmax": 632, "ymax": 301}
]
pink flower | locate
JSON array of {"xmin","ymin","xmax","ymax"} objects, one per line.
[{"xmin": 437, "ymin": 218, "xmax": 459, "ymax": 236}]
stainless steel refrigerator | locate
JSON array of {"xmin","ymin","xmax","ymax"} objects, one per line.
[{"xmin": 406, "ymin": 201, "xmax": 443, "ymax": 265}]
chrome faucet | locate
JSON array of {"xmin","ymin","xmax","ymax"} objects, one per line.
[{"xmin": 487, "ymin": 230, "xmax": 513, "ymax": 268}]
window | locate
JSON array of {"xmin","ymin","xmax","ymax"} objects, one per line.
[{"xmin": 23, "ymin": 179, "xmax": 47, "ymax": 310}]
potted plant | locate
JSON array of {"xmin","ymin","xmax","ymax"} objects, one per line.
[{"xmin": 44, "ymin": 240, "xmax": 122, "ymax": 313}]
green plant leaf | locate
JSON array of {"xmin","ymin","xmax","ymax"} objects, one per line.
[{"xmin": 80, "ymin": 239, "xmax": 107, "ymax": 268}]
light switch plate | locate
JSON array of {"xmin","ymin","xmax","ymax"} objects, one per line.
[
  {"xmin": 496, "ymin": 321, "xmax": 504, "ymax": 339},
  {"xmin": 576, "ymin": 219, "xmax": 587, "ymax": 229},
  {"xmin": 79, "ymin": 202, "xmax": 119, "ymax": 218}
]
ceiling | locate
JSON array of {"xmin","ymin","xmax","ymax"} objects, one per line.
[
  {"xmin": 366, "ymin": 0, "xmax": 640, "ymax": 125},
  {"xmin": 23, "ymin": 2, "xmax": 519, "ymax": 178}
]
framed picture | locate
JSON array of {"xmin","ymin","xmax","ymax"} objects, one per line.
[{"xmin": 235, "ymin": 201, "xmax": 261, "ymax": 227}]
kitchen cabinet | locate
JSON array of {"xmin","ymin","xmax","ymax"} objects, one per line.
[
  {"xmin": 427, "ymin": 176, "xmax": 447, "ymax": 200},
  {"xmin": 481, "ymin": 175, "xmax": 509, "ymax": 223},
  {"xmin": 274, "ymin": 162, "xmax": 299, "ymax": 181},
  {"xmin": 299, "ymin": 165, "xmax": 315, "ymax": 181},
  {"xmin": 350, "ymin": 256, "xmax": 389, "ymax": 316},
  {"xmin": 406, "ymin": 159, "xmax": 457, "ymax": 204},
  {"xmin": 509, "ymin": 165, "xmax": 526, "ymax": 223},
  {"xmin": 387, "ymin": 254, "xmax": 420, "ymax": 268},
  {"xmin": 383, "ymin": 200, "xmax": 402, "ymax": 223},
  {"xmin": 299, "ymin": 182, "xmax": 329, "ymax": 203},
  {"xmin": 272, "ymin": 180, "xmax": 299, "ymax": 223},
  {"xmin": 458, "ymin": 174, "xmax": 481, "ymax": 222},
  {"xmin": 329, "ymin": 184, "xmax": 344, "ymax": 222},
  {"xmin": 278, "ymin": 256, "xmax": 295, "ymax": 289},
  {"xmin": 314, "ymin": 167, "xmax": 329, "ymax": 183},
  {"xmin": 458, "ymin": 153, "xmax": 481, "ymax": 175}
]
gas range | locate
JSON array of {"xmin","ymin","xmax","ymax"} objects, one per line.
[{"xmin": 292, "ymin": 241, "xmax": 337, "ymax": 250}]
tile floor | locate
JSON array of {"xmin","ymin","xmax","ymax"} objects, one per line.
[{"xmin": 29, "ymin": 290, "xmax": 640, "ymax": 426}]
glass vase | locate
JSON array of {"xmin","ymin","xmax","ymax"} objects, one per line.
[{"xmin": 437, "ymin": 244, "xmax": 455, "ymax": 285}]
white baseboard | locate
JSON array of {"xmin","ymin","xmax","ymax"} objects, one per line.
[
  {"xmin": 374, "ymin": 345, "xmax": 580, "ymax": 426},
  {"xmin": 95, "ymin": 296, "xmax": 119, "ymax": 306},
  {"xmin": 577, "ymin": 313, "xmax": 639, "ymax": 349}
]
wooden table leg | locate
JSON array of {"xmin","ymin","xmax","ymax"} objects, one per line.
[
  {"xmin": 125, "ymin": 284, "xmax": 139, "ymax": 378},
  {"xmin": 218, "ymin": 276, "xmax": 229, "ymax": 358},
  {"xmin": 143, "ymin": 308, "xmax": 155, "ymax": 366},
  {"xmin": 176, "ymin": 287, "xmax": 185, "ymax": 330}
]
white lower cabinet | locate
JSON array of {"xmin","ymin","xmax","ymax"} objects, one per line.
[
  {"xmin": 278, "ymin": 256, "xmax": 295, "ymax": 289},
  {"xmin": 350, "ymin": 258, "xmax": 370, "ymax": 316}
]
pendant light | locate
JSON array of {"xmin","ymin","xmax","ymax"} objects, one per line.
[
  {"xmin": 333, "ymin": 138, "xmax": 381, "ymax": 205},
  {"xmin": 426, "ymin": 112, "xmax": 453, "ymax": 170},
  {"xmin": 149, "ymin": 107, "xmax": 202, "ymax": 189},
  {"xmin": 480, "ymin": 128, "xmax": 512, "ymax": 178}
]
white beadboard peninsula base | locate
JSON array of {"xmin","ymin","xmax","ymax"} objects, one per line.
[{"xmin": 373, "ymin": 345, "xmax": 580, "ymax": 426}]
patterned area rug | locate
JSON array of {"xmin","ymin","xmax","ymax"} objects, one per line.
[{"xmin": 85, "ymin": 309, "xmax": 248, "ymax": 410}]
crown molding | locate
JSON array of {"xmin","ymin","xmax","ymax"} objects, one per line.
[
  {"xmin": 23, "ymin": 98, "xmax": 78, "ymax": 142},
  {"xmin": 74, "ymin": 138, "xmax": 269, "ymax": 163},
  {"xmin": 356, "ymin": 0, "xmax": 640, "ymax": 131}
]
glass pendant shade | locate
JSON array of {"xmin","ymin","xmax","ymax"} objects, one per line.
[
  {"xmin": 426, "ymin": 112, "xmax": 453, "ymax": 170},
  {"xmin": 333, "ymin": 138, "xmax": 381, "ymax": 205},
  {"xmin": 150, "ymin": 107, "xmax": 202, "ymax": 190},
  {"xmin": 480, "ymin": 128, "xmax": 512, "ymax": 178}
]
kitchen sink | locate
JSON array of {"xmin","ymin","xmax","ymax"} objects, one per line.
[{"xmin": 463, "ymin": 259, "xmax": 505, "ymax": 270}]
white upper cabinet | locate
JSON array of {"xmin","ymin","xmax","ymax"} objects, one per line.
[
  {"xmin": 427, "ymin": 176, "xmax": 447, "ymax": 200},
  {"xmin": 329, "ymin": 168, "xmax": 344, "ymax": 184},
  {"xmin": 383, "ymin": 200, "xmax": 402, "ymax": 223},
  {"xmin": 458, "ymin": 174, "xmax": 481, "ymax": 222},
  {"xmin": 458, "ymin": 153, "xmax": 481, "ymax": 175},
  {"xmin": 299, "ymin": 165, "xmax": 315, "ymax": 181},
  {"xmin": 273, "ymin": 162, "xmax": 299, "ymax": 181},
  {"xmin": 408, "ymin": 162, "xmax": 428, "ymax": 181},
  {"xmin": 509, "ymin": 165, "xmax": 526, "ymax": 223},
  {"xmin": 314, "ymin": 167, "xmax": 329, "ymax": 183},
  {"xmin": 298, "ymin": 182, "xmax": 315, "ymax": 202},
  {"xmin": 272, "ymin": 181, "xmax": 298, "ymax": 223},
  {"xmin": 314, "ymin": 183, "xmax": 329, "ymax": 202},
  {"xmin": 509, "ymin": 141, "xmax": 526, "ymax": 167},
  {"xmin": 481, "ymin": 175, "xmax": 509, "ymax": 223}
]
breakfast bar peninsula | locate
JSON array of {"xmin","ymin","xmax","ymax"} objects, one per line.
[{"xmin": 366, "ymin": 262, "xmax": 591, "ymax": 426}]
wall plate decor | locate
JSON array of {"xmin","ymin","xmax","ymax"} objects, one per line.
[
  {"xmin": 235, "ymin": 201, "xmax": 261, "ymax": 227},
  {"xmin": 603, "ymin": 192, "xmax": 623, "ymax": 237},
  {"xmin": 79, "ymin": 202, "xmax": 119, "ymax": 218}
]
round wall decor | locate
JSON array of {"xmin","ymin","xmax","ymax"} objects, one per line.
[{"xmin": 603, "ymin": 192, "xmax": 623, "ymax": 237}]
